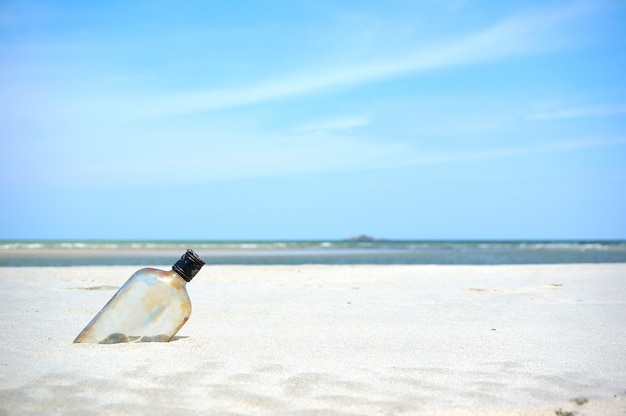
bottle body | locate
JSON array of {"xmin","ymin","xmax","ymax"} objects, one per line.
[{"xmin": 74, "ymin": 268, "xmax": 191, "ymax": 344}]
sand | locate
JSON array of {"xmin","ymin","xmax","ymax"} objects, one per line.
[{"xmin": 0, "ymin": 264, "xmax": 625, "ymax": 415}]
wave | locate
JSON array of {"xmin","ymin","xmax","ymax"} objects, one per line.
[{"xmin": 1, "ymin": 240, "xmax": 625, "ymax": 266}]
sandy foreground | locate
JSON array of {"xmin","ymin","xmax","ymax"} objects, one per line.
[{"xmin": 0, "ymin": 264, "xmax": 625, "ymax": 415}]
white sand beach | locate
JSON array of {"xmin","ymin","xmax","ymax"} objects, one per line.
[{"xmin": 1, "ymin": 264, "xmax": 625, "ymax": 415}]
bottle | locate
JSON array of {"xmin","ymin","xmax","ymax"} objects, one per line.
[{"xmin": 74, "ymin": 249, "xmax": 205, "ymax": 344}]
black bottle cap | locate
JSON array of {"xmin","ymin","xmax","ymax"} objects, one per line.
[{"xmin": 172, "ymin": 249, "xmax": 205, "ymax": 282}]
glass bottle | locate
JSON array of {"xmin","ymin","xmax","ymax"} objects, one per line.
[{"xmin": 74, "ymin": 249, "xmax": 205, "ymax": 344}]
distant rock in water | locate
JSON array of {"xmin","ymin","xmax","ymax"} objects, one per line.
[{"xmin": 346, "ymin": 235, "xmax": 380, "ymax": 242}]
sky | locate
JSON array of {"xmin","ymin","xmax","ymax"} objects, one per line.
[{"xmin": 1, "ymin": 0, "xmax": 625, "ymax": 240}]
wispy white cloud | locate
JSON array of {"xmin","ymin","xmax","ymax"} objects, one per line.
[
  {"xmin": 419, "ymin": 135, "xmax": 625, "ymax": 171},
  {"xmin": 129, "ymin": 2, "xmax": 590, "ymax": 119},
  {"xmin": 151, "ymin": 135, "xmax": 626, "ymax": 185},
  {"xmin": 527, "ymin": 104, "xmax": 626, "ymax": 120},
  {"xmin": 2, "ymin": 1, "xmax": 618, "ymax": 192},
  {"xmin": 12, "ymin": 125, "xmax": 624, "ymax": 190},
  {"xmin": 295, "ymin": 116, "xmax": 370, "ymax": 135},
  {"xmin": 0, "ymin": 1, "xmax": 597, "ymax": 126}
]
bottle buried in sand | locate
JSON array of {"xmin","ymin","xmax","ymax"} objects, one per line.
[{"xmin": 74, "ymin": 249, "xmax": 205, "ymax": 344}]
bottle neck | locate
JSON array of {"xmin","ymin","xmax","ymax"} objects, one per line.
[
  {"xmin": 172, "ymin": 249, "xmax": 205, "ymax": 282},
  {"xmin": 170, "ymin": 268, "xmax": 189, "ymax": 284}
]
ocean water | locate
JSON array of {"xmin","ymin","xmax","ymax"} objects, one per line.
[{"xmin": 1, "ymin": 240, "xmax": 626, "ymax": 266}]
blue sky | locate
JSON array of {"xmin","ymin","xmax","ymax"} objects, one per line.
[{"xmin": 1, "ymin": 0, "xmax": 625, "ymax": 240}]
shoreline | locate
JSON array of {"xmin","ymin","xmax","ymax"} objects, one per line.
[
  {"xmin": 1, "ymin": 264, "xmax": 625, "ymax": 415},
  {"xmin": 3, "ymin": 246, "xmax": 626, "ymax": 267}
]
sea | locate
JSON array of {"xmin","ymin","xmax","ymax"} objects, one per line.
[{"xmin": 1, "ymin": 240, "xmax": 626, "ymax": 267}]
